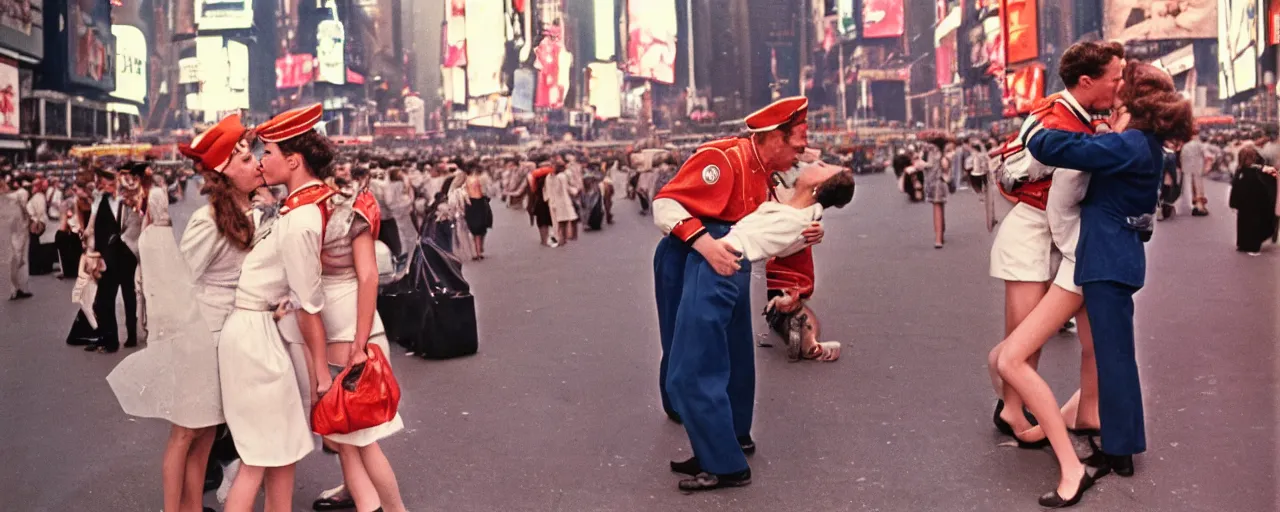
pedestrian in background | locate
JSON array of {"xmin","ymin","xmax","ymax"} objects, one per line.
[
  {"xmin": 1228, "ymin": 146, "xmax": 1277, "ymax": 255},
  {"xmin": 918, "ymin": 132, "xmax": 951, "ymax": 248}
]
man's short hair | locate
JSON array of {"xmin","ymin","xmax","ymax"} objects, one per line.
[
  {"xmin": 1059, "ymin": 41, "xmax": 1125, "ymax": 88},
  {"xmin": 815, "ymin": 170, "xmax": 855, "ymax": 209}
]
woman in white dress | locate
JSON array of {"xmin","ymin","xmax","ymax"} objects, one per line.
[
  {"xmin": 219, "ymin": 105, "xmax": 333, "ymax": 512},
  {"xmin": 106, "ymin": 114, "xmax": 263, "ymax": 512},
  {"xmin": 544, "ymin": 162, "xmax": 578, "ymax": 247}
]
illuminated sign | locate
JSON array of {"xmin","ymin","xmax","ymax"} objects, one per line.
[
  {"xmin": 0, "ymin": 57, "xmax": 19, "ymax": 135},
  {"xmin": 316, "ymin": 19, "xmax": 346, "ymax": 85},
  {"xmin": 197, "ymin": 0, "xmax": 254, "ymax": 31},
  {"xmin": 626, "ymin": 0, "xmax": 676, "ymax": 84},
  {"xmin": 276, "ymin": 53, "xmax": 315, "ymax": 89},
  {"xmin": 1105, "ymin": 0, "xmax": 1216, "ymax": 41},
  {"xmin": 862, "ymin": 0, "xmax": 904, "ymax": 39},
  {"xmin": 110, "ymin": 25, "xmax": 147, "ymax": 104},
  {"xmin": 594, "ymin": 0, "xmax": 616, "ymax": 60},
  {"xmin": 587, "ymin": 62, "xmax": 621, "ymax": 119},
  {"xmin": 1003, "ymin": 0, "xmax": 1037, "ymax": 64},
  {"xmin": 68, "ymin": 0, "xmax": 115, "ymax": 91},
  {"xmin": 1218, "ymin": 0, "xmax": 1258, "ymax": 98},
  {"xmin": 466, "ymin": 0, "xmax": 505, "ymax": 96}
]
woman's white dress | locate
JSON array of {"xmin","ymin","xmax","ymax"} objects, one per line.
[
  {"xmin": 107, "ymin": 194, "xmax": 228, "ymax": 429},
  {"xmin": 278, "ymin": 193, "xmax": 405, "ymax": 447},
  {"xmin": 218, "ymin": 199, "xmax": 322, "ymax": 467},
  {"xmin": 545, "ymin": 171, "xmax": 579, "ymax": 223}
]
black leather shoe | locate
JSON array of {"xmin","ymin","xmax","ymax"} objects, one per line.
[
  {"xmin": 1108, "ymin": 454, "xmax": 1134, "ymax": 477},
  {"xmin": 1037, "ymin": 467, "xmax": 1098, "ymax": 508},
  {"xmin": 737, "ymin": 435, "xmax": 756, "ymax": 455},
  {"xmin": 670, "ymin": 457, "xmax": 701, "ymax": 476},
  {"xmin": 677, "ymin": 469, "xmax": 751, "ymax": 492},
  {"xmin": 1080, "ymin": 437, "xmax": 1134, "ymax": 477},
  {"xmin": 124, "ymin": 339, "xmax": 138, "ymax": 348},
  {"xmin": 1013, "ymin": 432, "xmax": 1051, "ymax": 450}
]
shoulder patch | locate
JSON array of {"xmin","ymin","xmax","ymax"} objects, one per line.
[{"xmin": 701, "ymin": 164, "xmax": 721, "ymax": 184}]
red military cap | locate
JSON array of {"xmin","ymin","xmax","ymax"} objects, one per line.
[
  {"xmin": 257, "ymin": 103, "xmax": 324, "ymax": 143},
  {"xmin": 179, "ymin": 114, "xmax": 247, "ymax": 172},
  {"xmin": 745, "ymin": 96, "xmax": 809, "ymax": 133}
]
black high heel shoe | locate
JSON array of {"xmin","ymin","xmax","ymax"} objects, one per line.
[
  {"xmin": 1037, "ymin": 466, "xmax": 1098, "ymax": 508},
  {"xmin": 993, "ymin": 399, "xmax": 1040, "ymax": 437}
]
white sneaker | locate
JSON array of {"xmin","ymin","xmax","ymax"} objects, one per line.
[{"xmin": 216, "ymin": 460, "xmax": 240, "ymax": 504}]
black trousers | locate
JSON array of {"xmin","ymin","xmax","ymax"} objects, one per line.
[
  {"xmin": 28, "ymin": 234, "xmax": 55, "ymax": 275},
  {"xmin": 55, "ymin": 230, "xmax": 82, "ymax": 278},
  {"xmin": 93, "ymin": 252, "xmax": 139, "ymax": 350}
]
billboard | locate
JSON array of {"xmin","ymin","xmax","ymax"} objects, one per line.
[
  {"xmin": 1218, "ymin": 0, "xmax": 1258, "ymax": 98},
  {"xmin": 626, "ymin": 0, "xmax": 677, "ymax": 84},
  {"xmin": 535, "ymin": 25, "xmax": 568, "ymax": 108},
  {"xmin": 316, "ymin": 19, "xmax": 346, "ymax": 85},
  {"xmin": 444, "ymin": 0, "xmax": 467, "ymax": 68},
  {"xmin": 110, "ymin": 25, "xmax": 147, "ymax": 104},
  {"xmin": 466, "ymin": 0, "xmax": 506, "ymax": 96},
  {"xmin": 276, "ymin": 53, "xmax": 315, "ymax": 89},
  {"xmin": 0, "ymin": 57, "xmax": 18, "ymax": 135},
  {"xmin": 467, "ymin": 95, "xmax": 512, "ymax": 128},
  {"xmin": 1003, "ymin": 0, "xmax": 1037, "ymax": 64},
  {"xmin": 512, "ymin": 67, "xmax": 535, "ymax": 111},
  {"xmin": 0, "ymin": 0, "xmax": 43, "ymax": 60},
  {"xmin": 837, "ymin": 0, "xmax": 856, "ymax": 38},
  {"xmin": 587, "ymin": 62, "xmax": 621, "ymax": 120},
  {"xmin": 197, "ymin": 0, "xmax": 254, "ymax": 31},
  {"xmin": 1004, "ymin": 65, "xmax": 1044, "ymax": 116},
  {"xmin": 1104, "ymin": 0, "xmax": 1216, "ymax": 41},
  {"xmin": 68, "ymin": 0, "xmax": 115, "ymax": 91},
  {"xmin": 862, "ymin": 0, "xmax": 904, "ymax": 39},
  {"xmin": 594, "ymin": 0, "xmax": 616, "ymax": 60},
  {"xmin": 1270, "ymin": 0, "xmax": 1280, "ymax": 46}
]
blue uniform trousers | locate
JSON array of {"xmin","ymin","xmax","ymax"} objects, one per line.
[
  {"xmin": 1082, "ymin": 281, "xmax": 1147, "ymax": 456},
  {"xmin": 654, "ymin": 235, "xmax": 692, "ymax": 417},
  {"xmin": 656, "ymin": 226, "xmax": 755, "ymax": 475}
]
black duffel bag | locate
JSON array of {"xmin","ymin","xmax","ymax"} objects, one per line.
[{"xmin": 378, "ymin": 237, "xmax": 478, "ymax": 360}]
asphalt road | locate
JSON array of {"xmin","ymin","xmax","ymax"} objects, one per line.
[{"xmin": 2, "ymin": 172, "xmax": 1275, "ymax": 511}]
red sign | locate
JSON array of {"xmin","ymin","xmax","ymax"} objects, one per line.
[
  {"xmin": 1003, "ymin": 0, "xmax": 1038, "ymax": 64},
  {"xmin": 275, "ymin": 54, "xmax": 315, "ymax": 89},
  {"xmin": 862, "ymin": 0, "xmax": 904, "ymax": 39},
  {"xmin": 1270, "ymin": 0, "xmax": 1280, "ymax": 46},
  {"xmin": 1003, "ymin": 65, "xmax": 1044, "ymax": 117},
  {"xmin": 936, "ymin": 42, "xmax": 955, "ymax": 87}
]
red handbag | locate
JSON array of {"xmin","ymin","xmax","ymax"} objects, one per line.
[{"xmin": 312, "ymin": 344, "xmax": 402, "ymax": 436}]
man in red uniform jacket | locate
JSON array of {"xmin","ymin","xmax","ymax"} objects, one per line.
[{"xmin": 651, "ymin": 96, "xmax": 822, "ymax": 492}]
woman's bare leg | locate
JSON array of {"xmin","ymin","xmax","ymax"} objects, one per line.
[
  {"xmin": 990, "ymin": 281, "xmax": 1049, "ymax": 405},
  {"xmin": 538, "ymin": 226, "xmax": 550, "ymax": 245},
  {"xmin": 932, "ymin": 204, "xmax": 945, "ymax": 245},
  {"xmin": 180, "ymin": 427, "xmax": 215, "ymax": 512},
  {"xmin": 359, "ymin": 443, "xmax": 407, "ymax": 512},
  {"xmin": 337, "ymin": 444, "xmax": 381, "ymax": 511},
  {"xmin": 262, "ymin": 465, "xmax": 296, "ymax": 512},
  {"xmin": 997, "ymin": 286, "xmax": 1087, "ymax": 497},
  {"xmin": 224, "ymin": 464, "xmax": 265, "ymax": 512},
  {"xmin": 162, "ymin": 425, "xmax": 199, "ymax": 512}
]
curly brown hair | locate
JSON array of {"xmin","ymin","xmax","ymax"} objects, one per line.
[
  {"xmin": 277, "ymin": 130, "xmax": 337, "ymax": 180},
  {"xmin": 1120, "ymin": 62, "xmax": 1194, "ymax": 145},
  {"xmin": 1059, "ymin": 41, "xmax": 1125, "ymax": 87}
]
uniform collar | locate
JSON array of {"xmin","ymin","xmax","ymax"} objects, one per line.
[
  {"xmin": 280, "ymin": 180, "xmax": 334, "ymax": 215},
  {"xmin": 1058, "ymin": 90, "xmax": 1092, "ymax": 120},
  {"xmin": 747, "ymin": 138, "xmax": 767, "ymax": 174}
]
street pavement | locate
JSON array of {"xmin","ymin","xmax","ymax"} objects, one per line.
[{"xmin": 2, "ymin": 172, "xmax": 1276, "ymax": 511}]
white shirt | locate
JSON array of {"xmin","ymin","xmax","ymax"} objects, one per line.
[
  {"xmin": 90, "ymin": 191, "xmax": 123, "ymax": 221},
  {"xmin": 721, "ymin": 202, "xmax": 823, "ymax": 263}
]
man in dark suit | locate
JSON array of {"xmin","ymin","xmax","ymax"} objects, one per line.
[{"xmin": 78, "ymin": 166, "xmax": 142, "ymax": 353}]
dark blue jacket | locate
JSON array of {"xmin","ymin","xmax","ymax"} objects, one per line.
[{"xmin": 1026, "ymin": 129, "xmax": 1163, "ymax": 289}]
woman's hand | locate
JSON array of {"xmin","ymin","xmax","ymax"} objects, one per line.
[
  {"xmin": 767, "ymin": 294, "xmax": 801, "ymax": 314},
  {"xmin": 1262, "ymin": 166, "xmax": 1279, "ymax": 178},
  {"xmin": 801, "ymin": 222, "xmax": 825, "ymax": 245},
  {"xmin": 348, "ymin": 341, "xmax": 369, "ymax": 367}
]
